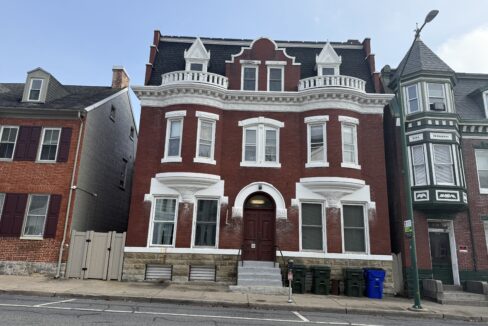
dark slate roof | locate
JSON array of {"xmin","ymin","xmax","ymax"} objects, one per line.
[
  {"xmin": 148, "ymin": 36, "xmax": 375, "ymax": 93},
  {"xmin": 0, "ymin": 83, "xmax": 119, "ymax": 111},
  {"xmin": 391, "ymin": 38, "xmax": 454, "ymax": 83},
  {"xmin": 453, "ymin": 74, "xmax": 488, "ymax": 120}
]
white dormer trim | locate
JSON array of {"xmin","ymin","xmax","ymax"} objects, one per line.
[
  {"xmin": 316, "ymin": 42, "xmax": 342, "ymax": 76},
  {"xmin": 184, "ymin": 37, "xmax": 210, "ymax": 72}
]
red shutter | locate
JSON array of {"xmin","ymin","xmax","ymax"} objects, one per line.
[
  {"xmin": 56, "ymin": 128, "xmax": 72, "ymax": 162},
  {"xmin": 13, "ymin": 126, "xmax": 41, "ymax": 161},
  {"xmin": 0, "ymin": 194, "xmax": 28, "ymax": 237},
  {"xmin": 44, "ymin": 195, "xmax": 61, "ymax": 238}
]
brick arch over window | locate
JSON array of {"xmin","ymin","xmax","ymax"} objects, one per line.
[{"xmin": 231, "ymin": 182, "xmax": 287, "ymax": 219}]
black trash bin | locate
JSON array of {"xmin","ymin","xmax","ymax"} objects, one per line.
[
  {"xmin": 364, "ymin": 268, "xmax": 386, "ymax": 299},
  {"xmin": 343, "ymin": 268, "xmax": 365, "ymax": 297},
  {"xmin": 311, "ymin": 265, "xmax": 331, "ymax": 295},
  {"xmin": 290, "ymin": 264, "xmax": 306, "ymax": 294}
]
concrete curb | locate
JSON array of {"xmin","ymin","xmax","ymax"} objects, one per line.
[{"xmin": 0, "ymin": 289, "xmax": 486, "ymax": 322}]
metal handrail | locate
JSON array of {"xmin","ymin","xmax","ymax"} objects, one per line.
[
  {"xmin": 274, "ymin": 245, "xmax": 286, "ymax": 269},
  {"xmin": 235, "ymin": 244, "xmax": 244, "ymax": 285}
]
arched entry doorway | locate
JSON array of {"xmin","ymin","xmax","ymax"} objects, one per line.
[{"xmin": 242, "ymin": 192, "xmax": 276, "ymax": 261}]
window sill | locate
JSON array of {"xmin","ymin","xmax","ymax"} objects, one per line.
[
  {"xmin": 0, "ymin": 158, "xmax": 14, "ymax": 162},
  {"xmin": 20, "ymin": 236, "xmax": 44, "ymax": 241},
  {"xmin": 479, "ymin": 189, "xmax": 488, "ymax": 194},
  {"xmin": 305, "ymin": 162, "xmax": 329, "ymax": 168},
  {"xmin": 240, "ymin": 161, "xmax": 281, "ymax": 168},
  {"xmin": 36, "ymin": 160, "xmax": 57, "ymax": 164},
  {"xmin": 149, "ymin": 244, "xmax": 175, "ymax": 248},
  {"xmin": 341, "ymin": 162, "xmax": 361, "ymax": 170},
  {"xmin": 193, "ymin": 157, "xmax": 216, "ymax": 165},
  {"xmin": 161, "ymin": 157, "xmax": 182, "ymax": 163}
]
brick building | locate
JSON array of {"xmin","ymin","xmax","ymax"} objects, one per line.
[
  {"xmin": 382, "ymin": 38, "xmax": 488, "ymax": 295},
  {"xmin": 125, "ymin": 32, "xmax": 394, "ymax": 291},
  {"xmin": 0, "ymin": 67, "xmax": 137, "ymax": 276}
]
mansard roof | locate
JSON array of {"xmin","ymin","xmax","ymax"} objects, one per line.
[{"xmin": 147, "ymin": 35, "xmax": 376, "ymax": 93}]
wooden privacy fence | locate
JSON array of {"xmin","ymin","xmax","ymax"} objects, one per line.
[{"xmin": 65, "ymin": 231, "xmax": 125, "ymax": 280}]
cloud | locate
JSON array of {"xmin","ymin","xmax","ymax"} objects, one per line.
[{"xmin": 437, "ymin": 25, "xmax": 488, "ymax": 73}]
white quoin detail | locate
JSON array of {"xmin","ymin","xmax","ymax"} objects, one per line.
[
  {"xmin": 316, "ymin": 42, "xmax": 342, "ymax": 76},
  {"xmin": 184, "ymin": 37, "xmax": 211, "ymax": 72}
]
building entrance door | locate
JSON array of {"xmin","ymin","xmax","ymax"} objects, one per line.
[
  {"xmin": 242, "ymin": 193, "xmax": 275, "ymax": 261},
  {"xmin": 429, "ymin": 231, "xmax": 454, "ymax": 285}
]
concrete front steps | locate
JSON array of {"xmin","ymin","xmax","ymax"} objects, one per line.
[
  {"xmin": 229, "ymin": 260, "xmax": 287, "ymax": 295},
  {"xmin": 439, "ymin": 285, "xmax": 488, "ymax": 306}
]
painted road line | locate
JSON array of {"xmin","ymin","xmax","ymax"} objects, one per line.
[
  {"xmin": 34, "ymin": 299, "xmax": 76, "ymax": 307},
  {"xmin": 293, "ymin": 311, "xmax": 310, "ymax": 322}
]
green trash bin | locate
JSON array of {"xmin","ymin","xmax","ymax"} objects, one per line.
[
  {"xmin": 343, "ymin": 268, "xmax": 365, "ymax": 297},
  {"xmin": 290, "ymin": 264, "xmax": 306, "ymax": 294},
  {"xmin": 311, "ymin": 265, "xmax": 331, "ymax": 295}
]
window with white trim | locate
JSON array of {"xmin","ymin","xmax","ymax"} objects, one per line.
[
  {"xmin": 190, "ymin": 63, "xmax": 203, "ymax": 71},
  {"xmin": 305, "ymin": 116, "xmax": 329, "ymax": 168},
  {"xmin": 301, "ymin": 203, "xmax": 324, "ymax": 251},
  {"xmin": 268, "ymin": 67, "xmax": 283, "ymax": 92},
  {"xmin": 0, "ymin": 126, "xmax": 19, "ymax": 160},
  {"xmin": 242, "ymin": 66, "xmax": 257, "ymax": 91},
  {"xmin": 322, "ymin": 67, "xmax": 335, "ymax": 76},
  {"xmin": 342, "ymin": 205, "xmax": 367, "ymax": 253},
  {"xmin": 432, "ymin": 144, "xmax": 455, "ymax": 185},
  {"xmin": 406, "ymin": 84, "xmax": 420, "ymax": 114},
  {"xmin": 22, "ymin": 195, "xmax": 50, "ymax": 237},
  {"xmin": 38, "ymin": 128, "xmax": 61, "ymax": 162},
  {"xmin": 411, "ymin": 145, "xmax": 428, "ymax": 186},
  {"xmin": 194, "ymin": 111, "xmax": 219, "ymax": 164},
  {"xmin": 28, "ymin": 79, "xmax": 43, "ymax": 101},
  {"xmin": 151, "ymin": 198, "xmax": 177, "ymax": 246},
  {"xmin": 239, "ymin": 117, "xmax": 283, "ymax": 167},
  {"xmin": 0, "ymin": 193, "xmax": 5, "ymax": 218},
  {"xmin": 475, "ymin": 149, "xmax": 488, "ymax": 193},
  {"xmin": 194, "ymin": 199, "xmax": 219, "ymax": 247},
  {"xmin": 427, "ymin": 83, "xmax": 447, "ymax": 111},
  {"xmin": 163, "ymin": 111, "xmax": 186, "ymax": 163},
  {"xmin": 340, "ymin": 116, "xmax": 359, "ymax": 169}
]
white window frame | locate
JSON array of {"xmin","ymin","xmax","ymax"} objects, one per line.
[
  {"xmin": 266, "ymin": 63, "xmax": 285, "ymax": 92},
  {"xmin": 0, "ymin": 125, "xmax": 19, "ymax": 161},
  {"xmin": 21, "ymin": 194, "xmax": 50, "ymax": 239},
  {"xmin": 162, "ymin": 110, "xmax": 186, "ymax": 163},
  {"xmin": 241, "ymin": 63, "xmax": 259, "ymax": 91},
  {"xmin": 427, "ymin": 82, "xmax": 448, "ymax": 112},
  {"xmin": 341, "ymin": 202, "xmax": 369, "ymax": 254},
  {"xmin": 409, "ymin": 144, "xmax": 429, "ymax": 186},
  {"xmin": 37, "ymin": 127, "xmax": 62, "ymax": 162},
  {"xmin": 194, "ymin": 111, "xmax": 219, "ymax": 165},
  {"xmin": 339, "ymin": 116, "xmax": 360, "ymax": 170},
  {"xmin": 484, "ymin": 220, "xmax": 488, "ymax": 252},
  {"xmin": 299, "ymin": 201, "xmax": 326, "ymax": 252},
  {"xmin": 0, "ymin": 193, "xmax": 5, "ymax": 218},
  {"xmin": 191, "ymin": 197, "xmax": 220, "ymax": 248},
  {"xmin": 405, "ymin": 84, "xmax": 421, "ymax": 114},
  {"xmin": 148, "ymin": 196, "xmax": 178, "ymax": 247},
  {"xmin": 475, "ymin": 149, "xmax": 488, "ymax": 194},
  {"xmin": 28, "ymin": 78, "xmax": 43, "ymax": 102},
  {"xmin": 305, "ymin": 115, "xmax": 329, "ymax": 168},
  {"xmin": 239, "ymin": 117, "xmax": 284, "ymax": 168},
  {"xmin": 431, "ymin": 143, "xmax": 456, "ymax": 186},
  {"xmin": 483, "ymin": 91, "xmax": 488, "ymax": 118}
]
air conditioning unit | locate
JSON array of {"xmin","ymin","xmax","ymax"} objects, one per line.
[{"xmin": 430, "ymin": 102, "xmax": 446, "ymax": 111}]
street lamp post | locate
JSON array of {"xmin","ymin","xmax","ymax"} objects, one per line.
[{"xmin": 397, "ymin": 10, "xmax": 439, "ymax": 310}]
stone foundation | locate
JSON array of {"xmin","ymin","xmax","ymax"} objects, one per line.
[{"xmin": 0, "ymin": 261, "xmax": 65, "ymax": 277}]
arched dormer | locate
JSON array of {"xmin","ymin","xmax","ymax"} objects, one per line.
[
  {"xmin": 184, "ymin": 37, "xmax": 210, "ymax": 72},
  {"xmin": 316, "ymin": 42, "xmax": 342, "ymax": 76}
]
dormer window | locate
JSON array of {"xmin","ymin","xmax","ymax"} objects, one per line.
[
  {"xmin": 316, "ymin": 42, "xmax": 342, "ymax": 76},
  {"xmin": 322, "ymin": 68, "xmax": 335, "ymax": 76},
  {"xmin": 190, "ymin": 63, "xmax": 203, "ymax": 71},
  {"xmin": 28, "ymin": 79, "xmax": 43, "ymax": 101},
  {"xmin": 184, "ymin": 37, "xmax": 210, "ymax": 72},
  {"xmin": 428, "ymin": 83, "xmax": 447, "ymax": 111}
]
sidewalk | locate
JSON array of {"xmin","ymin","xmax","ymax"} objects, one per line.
[{"xmin": 0, "ymin": 275, "xmax": 486, "ymax": 322}]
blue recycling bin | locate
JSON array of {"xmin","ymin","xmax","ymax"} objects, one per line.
[{"xmin": 364, "ymin": 269, "xmax": 386, "ymax": 299}]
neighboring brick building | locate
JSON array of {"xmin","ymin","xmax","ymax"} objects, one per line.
[
  {"xmin": 0, "ymin": 67, "xmax": 138, "ymax": 276},
  {"xmin": 382, "ymin": 38, "xmax": 488, "ymax": 295},
  {"xmin": 125, "ymin": 31, "xmax": 394, "ymax": 291}
]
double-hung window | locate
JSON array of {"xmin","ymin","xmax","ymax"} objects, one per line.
[
  {"xmin": 242, "ymin": 66, "xmax": 258, "ymax": 91},
  {"xmin": 484, "ymin": 220, "xmax": 488, "ymax": 251},
  {"xmin": 268, "ymin": 67, "xmax": 283, "ymax": 92},
  {"xmin": 194, "ymin": 111, "xmax": 218, "ymax": 164},
  {"xmin": 406, "ymin": 84, "xmax": 420, "ymax": 113},
  {"xmin": 190, "ymin": 63, "xmax": 203, "ymax": 71},
  {"xmin": 239, "ymin": 117, "xmax": 284, "ymax": 168},
  {"xmin": 22, "ymin": 195, "xmax": 50, "ymax": 237},
  {"xmin": 151, "ymin": 198, "xmax": 177, "ymax": 246},
  {"xmin": 38, "ymin": 128, "xmax": 61, "ymax": 162},
  {"xmin": 475, "ymin": 149, "xmax": 488, "ymax": 193},
  {"xmin": 428, "ymin": 83, "xmax": 447, "ymax": 111},
  {"xmin": 301, "ymin": 203, "xmax": 324, "ymax": 251},
  {"xmin": 305, "ymin": 116, "xmax": 329, "ymax": 168},
  {"xmin": 411, "ymin": 145, "xmax": 428, "ymax": 185},
  {"xmin": 432, "ymin": 144, "xmax": 455, "ymax": 185},
  {"xmin": 0, "ymin": 126, "xmax": 19, "ymax": 160},
  {"xmin": 340, "ymin": 116, "xmax": 360, "ymax": 169},
  {"xmin": 28, "ymin": 79, "xmax": 43, "ymax": 101},
  {"xmin": 342, "ymin": 205, "xmax": 367, "ymax": 253},
  {"xmin": 162, "ymin": 111, "xmax": 186, "ymax": 163},
  {"xmin": 194, "ymin": 199, "xmax": 219, "ymax": 247}
]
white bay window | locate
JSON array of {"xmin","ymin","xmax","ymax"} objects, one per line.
[
  {"xmin": 410, "ymin": 144, "xmax": 428, "ymax": 186},
  {"xmin": 432, "ymin": 144, "xmax": 455, "ymax": 185}
]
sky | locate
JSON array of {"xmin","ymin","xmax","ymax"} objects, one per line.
[{"xmin": 1, "ymin": 0, "xmax": 488, "ymax": 125}]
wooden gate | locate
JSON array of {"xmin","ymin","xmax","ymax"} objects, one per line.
[{"xmin": 65, "ymin": 231, "xmax": 126, "ymax": 280}]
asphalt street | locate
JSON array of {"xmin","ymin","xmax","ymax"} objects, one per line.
[{"xmin": 0, "ymin": 293, "xmax": 483, "ymax": 326}]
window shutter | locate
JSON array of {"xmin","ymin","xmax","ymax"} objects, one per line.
[
  {"xmin": 44, "ymin": 195, "xmax": 62, "ymax": 238},
  {"xmin": 13, "ymin": 126, "xmax": 41, "ymax": 161},
  {"xmin": 0, "ymin": 193, "xmax": 28, "ymax": 237},
  {"xmin": 57, "ymin": 128, "xmax": 72, "ymax": 162}
]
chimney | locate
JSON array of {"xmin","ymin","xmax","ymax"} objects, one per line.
[{"xmin": 112, "ymin": 66, "xmax": 130, "ymax": 89}]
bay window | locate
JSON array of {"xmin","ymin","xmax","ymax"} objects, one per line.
[
  {"xmin": 342, "ymin": 205, "xmax": 367, "ymax": 253},
  {"xmin": 340, "ymin": 116, "xmax": 360, "ymax": 169},
  {"xmin": 194, "ymin": 199, "xmax": 219, "ymax": 247},
  {"xmin": 432, "ymin": 144, "xmax": 455, "ymax": 185},
  {"xmin": 301, "ymin": 203, "xmax": 324, "ymax": 251},
  {"xmin": 406, "ymin": 84, "xmax": 420, "ymax": 113},
  {"xmin": 411, "ymin": 145, "xmax": 428, "ymax": 186},
  {"xmin": 151, "ymin": 198, "xmax": 177, "ymax": 246},
  {"xmin": 427, "ymin": 83, "xmax": 447, "ymax": 111}
]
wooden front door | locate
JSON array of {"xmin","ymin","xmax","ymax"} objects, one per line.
[
  {"xmin": 242, "ymin": 193, "xmax": 276, "ymax": 261},
  {"xmin": 429, "ymin": 232, "xmax": 454, "ymax": 285}
]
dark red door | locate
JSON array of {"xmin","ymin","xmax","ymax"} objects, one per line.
[{"xmin": 242, "ymin": 208, "xmax": 275, "ymax": 261}]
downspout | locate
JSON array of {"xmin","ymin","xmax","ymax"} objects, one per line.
[
  {"xmin": 55, "ymin": 111, "xmax": 85, "ymax": 278},
  {"xmin": 466, "ymin": 207, "xmax": 478, "ymax": 272}
]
